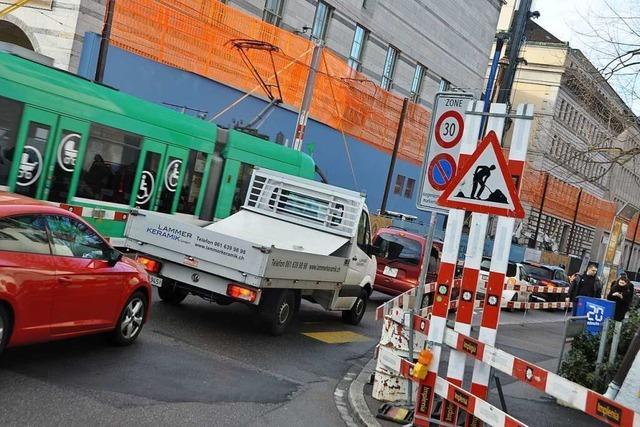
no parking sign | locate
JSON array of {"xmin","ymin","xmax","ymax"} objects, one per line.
[{"xmin": 417, "ymin": 92, "xmax": 473, "ymax": 213}]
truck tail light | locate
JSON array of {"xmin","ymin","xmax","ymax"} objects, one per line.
[
  {"xmin": 227, "ymin": 284, "xmax": 257, "ymax": 303},
  {"xmin": 137, "ymin": 256, "xmax": 161, "ymax": 274}
]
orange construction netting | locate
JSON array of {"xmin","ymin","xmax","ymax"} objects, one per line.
[
  {"xmin": 109, "ymin": 0, "xmax": 430, "ymax": 163},
  {"xmin": 520, "ymin": 168, "xmax": 616, "ymax": 230}
]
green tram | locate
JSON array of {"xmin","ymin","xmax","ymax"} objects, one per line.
[{"xmin": 0, "ymin": 50, "xmax": 315, "ymax": 244}]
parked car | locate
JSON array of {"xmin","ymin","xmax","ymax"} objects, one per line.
[
  {"xmin": 477, "ymin": 257, "xmax": 531, "ymax": 309},
  {"xmin": 372, "ymin": 227, "xmax": 457, "ymax": 305},
  {"xmin": 522, "ymin": 262, "xmax": 570, "ymax": 302},
  {"xmin": 0, "ymin": 192, "xmax": 152, "ymax": 356}
]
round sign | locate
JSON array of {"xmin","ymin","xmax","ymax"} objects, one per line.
[
  {"xmin": 16, "ymin": 145, "xmax": 43, "ymax": 187},
  {"xmin": 427, "ymin": 153, "xmax": 456, "ymax": 191},
  {"xmin": 137, "ymin": 171, "xmax": 155, "ymax": 205},
  {"xmin": 57, "ymin": 133, "xmax": 81, "ymax": 173},
  {"xmin": 435, "ymin": 110, "xmax": 464, "ymax": 148},
  {"xmin": 164, "ymin": 159, "xmax": 182, "ymax": 192}
]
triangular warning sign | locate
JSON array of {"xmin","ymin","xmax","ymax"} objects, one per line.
[{"xmin": 437, "ymin": 131, "xmax": 524, "ymax": 218}]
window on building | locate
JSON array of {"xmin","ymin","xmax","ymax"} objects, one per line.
[
  {"xmin": 263, "ymin": 0, "xmax": 285, "ymax": 26},
  {"xmin": 348, "ymin": 24, "xmax": 368, "ymax": 70},
  {"xmin": 381, "ymin": 45, "xmax": 398, "ymax": 90},
  {"xmin": 77, "ymin": 124, "xmax": 142, "ymax": 205},
  {"xmin": 558, "ymin": 100, "xmax": 565, "ymax": 118},
  {"xmin": 410, "ymin": 64, "xmax": 426, "ymax": 102},
  {"xmin": 439, "ymin": 78, "xmax": 450, "ymax": 92},
  {"xmin": 404, "ymin": 178, "xmax": 415, "ymax": 199},
  {"xmin": 311, "ymin": 0, "xmax": 332, "ymax": 41},
  {"xmin": 0, "ymin": 96, "xmax": 24, "ymax": 188},
  {"xmin": 393, "ymin": 174, "xmax": 405, "ymax": 195}
]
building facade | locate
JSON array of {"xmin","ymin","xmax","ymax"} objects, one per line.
[
  {"xmin": 1, "ymin": 0, "xmax": 503, "ymax": 225},
  {"xmin": 0, "ymin": 0, "xmax": 104, "ymax": 71},
  {"xmin": 496, "ymin": 2, "xmax": 640, "ymax": 270}
]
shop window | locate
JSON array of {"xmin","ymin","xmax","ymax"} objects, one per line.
[
  {"xmin": 404, "ymin": 178, "xmax": 415, "ymax": 199},
  {"xmin": 394, "ymin": 174, "xmax": 405, "ymax": 195}
]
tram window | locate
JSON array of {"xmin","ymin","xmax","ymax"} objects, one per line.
[
  {"xmin": 77, "ymin": 124, "xmax": 141, "ymax": 204},
  {"xmin": 177, "ymin": 151, "xmax": 207, "ymax": 215},
  {"xmin": 231, "ymin": 162, "xmax": 254, "ymax": 214},
  {"xmin": 0, "ymin": 97, "xmax": 24, "ymax": 187},
  {"xmin": 49, "ymin": 130, "xmax": 82, "ymax": 203}
]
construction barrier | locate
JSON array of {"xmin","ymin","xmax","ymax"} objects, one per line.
[{"xmin": 376, "ymin": 310, "xmax": 639, "ymax": 426}]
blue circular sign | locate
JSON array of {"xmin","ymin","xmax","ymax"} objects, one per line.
[{"xmin": 428, "ymin": 153, "xmax": 456, "ymax": 191}]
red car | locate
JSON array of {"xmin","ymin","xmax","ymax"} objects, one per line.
[
  {"xmin": 373, "ymin": 227, "xmax": 443, "ymax": 296},
  {"xmin": 0, "ymin": 193, "xmax": 151, "ymax": 355}
]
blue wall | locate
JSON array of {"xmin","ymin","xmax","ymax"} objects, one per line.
[{"xmin": 79, "ymin": 33, "xmax": 446, "ymax": 232}]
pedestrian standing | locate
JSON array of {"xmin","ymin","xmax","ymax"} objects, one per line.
[
  {"xmin": 607, "ymin": 275, "xmax": 634, "ymax": 322},
  {"xmin": 568, "ymin": 264, "xmax": 602, "ymax": 303}
]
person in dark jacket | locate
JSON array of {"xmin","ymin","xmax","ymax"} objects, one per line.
[
  {"xmin": 568, "ymin": 264, "xmax": 602, "ymax": 302},
  {"xmin": 607, "ymin": 276, "xmax": 634, "ymax": 321}
]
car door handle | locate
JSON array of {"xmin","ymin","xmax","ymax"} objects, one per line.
[{"xmin": 58, "ymin": 277, "xmax": 73, "ymax": 285}]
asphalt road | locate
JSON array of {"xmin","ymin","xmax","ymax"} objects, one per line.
[{"xmin": 0, "ymin": 290, "xmax": 389, "ymax": 427}]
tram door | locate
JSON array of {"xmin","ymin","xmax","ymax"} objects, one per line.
[
  {"xmin": 131, "ymin": 139, "xmax": 188, "ymax": 213},
  {"xmin": 10, "ymin": 106, "xmax": 88, "ymax": 203}
]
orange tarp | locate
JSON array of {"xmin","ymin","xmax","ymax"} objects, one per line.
[
  {"xmin": 520, "ymin": 168, "xmax": 616, "ymax": 230},
  {"xmin": 109, "ymin": 0, "xmax": 430, "ymax": 163}
]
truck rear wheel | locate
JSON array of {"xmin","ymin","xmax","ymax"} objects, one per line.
[
  {"xmin": 342, "ymin": 289, "xmax": 368, "ymax": 325},
  {"xmin": 259, "ymin": 289, "xmax": 295, "ymax": 336},
  {"xmin": 158, "ymin": 281, "xmax": 189, "ymax": 305}
]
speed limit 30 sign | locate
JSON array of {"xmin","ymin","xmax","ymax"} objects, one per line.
[{"xmin": 417, "ymin": 92, "xmax": 474, "ymax": 213}]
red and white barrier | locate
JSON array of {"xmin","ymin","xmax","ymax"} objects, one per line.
[
  {"xmin": 441, "ymin": 103, "xmax": 506, "ymax": 423},
  {"xmin": 503, "ymin": 301, "xmax": 572, "ymax": 310},
  {"xmin": 470, "ymin": 104, "xmax": 534, "ymax": 421},
  {"xmin": 415, "ymin": 99, "xmax": 487, "ymax": 426},
  {"xmin": 381, "ymin": 311, "xmax": 639, "ymax": 427},
  {"xmin": 377, "ymin": 346, "xmax": 529, "ymax": 427},
  {"xmin": 503, "ymin": 284, "xmax": 568, "ymax": 293}
]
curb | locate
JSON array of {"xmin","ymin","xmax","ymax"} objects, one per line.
[{"xmin": 335, "ymin": 355, "xmax": 381, "ymax": 427}]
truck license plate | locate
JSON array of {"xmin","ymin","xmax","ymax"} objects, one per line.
[
  {"xmin": 383, "ymin": 266, "xmax": 398, "ymax": 278},
  {"xmin": 149, "ymin": 275, "xmax": 163, "ymax": 287}
]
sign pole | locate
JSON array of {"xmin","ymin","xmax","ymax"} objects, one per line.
[
  {"xmin": 467, "ymin": 104, "xmax": 533, "ymax": 426},
  {"xmin": 440, "ymin": 103, "xmax": 507, "ymax": 424},
  {"xmin": 407, "ymin": 210, "xmax": 438, "ymax": 404}
]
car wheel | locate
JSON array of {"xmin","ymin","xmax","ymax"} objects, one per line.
[
  {"xmin": 110, "ymin": 292, "xmax": 147, "ymax": 346},
  {"xmin": 259, "ymin": 289, "xmax": 296, "ymax": 336},
  {"xmin": 158, "ymin": 281, "xmax": 189, "ymax": 305},
  {"xmin": 0, "ymin": 305, "xmax": 11, "ymax": 356},
  {"xmin": 342, "ymin": 289, "xmax": 368, "ymax": 325}
]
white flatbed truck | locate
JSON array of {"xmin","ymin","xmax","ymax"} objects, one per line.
[{"xmin": 124, "ymin": 168, "xmax": 377, "ymax": 334}]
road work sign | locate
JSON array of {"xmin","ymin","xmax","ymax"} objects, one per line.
[
  {"xmin": 437, "ymin": 130, "xmax": 524, "ymax": 218},
  {"xmin": 417, "ymin": 92, "xmax": 473, "ymax": 213}
]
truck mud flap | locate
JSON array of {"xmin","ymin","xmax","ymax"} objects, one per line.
[{"xmin": 339, "ymin": 285, "xmax": 363, "ymax": 298}]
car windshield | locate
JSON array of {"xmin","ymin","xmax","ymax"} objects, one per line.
[
  {"xmin": 479, "ymin": 259, "xmax": 516, "ymax": 277},
  {"xmin": 522, "ymin": 264, "xmax": 553, "ymax": 280},
  {"xmin": 373, "ymin": 232, "xmax": 421, "ymax": 265}
]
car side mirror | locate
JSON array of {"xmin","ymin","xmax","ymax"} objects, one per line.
[{"xmin": 107, "ymin": 249, "xmax": 123, "ymax": 267}]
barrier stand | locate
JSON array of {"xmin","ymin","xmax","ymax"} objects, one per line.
[
  {"xmin": 468, "ymin": 104, "xmax": 533, "ymax": 426},
  {"xmin": 413, "ymin": 99, "xmax": 484, "ymax": 426},
  {"xmin": 379, "ymin": 310, "xmax": 639, "ymax": 426},
  {"xmin": 442, "ymin": 102, "xmax": 505, "ymax": 424}
]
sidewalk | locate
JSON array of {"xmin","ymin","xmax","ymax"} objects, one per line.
[{"xmin": 345, "ymin": 315, "xmax": 606, "ymax": 426}]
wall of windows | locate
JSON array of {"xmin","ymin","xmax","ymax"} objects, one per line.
[
  {"xmin": 311, "ymin": 1, "xmax": 332, "ymax": 41},
  {"xmin": 348, "ymin": 24, "xmax": 367, "ymax": 71}
]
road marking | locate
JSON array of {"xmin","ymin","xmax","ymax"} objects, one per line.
[{"xmin": 302, "ymin": 331, "xmax": 370, "ymax": 344}]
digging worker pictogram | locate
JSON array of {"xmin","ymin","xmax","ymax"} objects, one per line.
[{"xmin": 470, "ymin": 164, "xmax": 495, "ymax": 199}]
